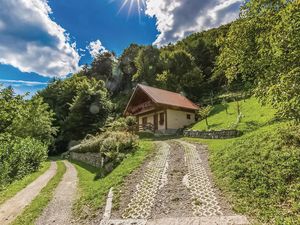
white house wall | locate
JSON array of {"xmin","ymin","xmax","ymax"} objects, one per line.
[{"xmin": 167, "ymin": 109, "xmax": 195, "ymax": 129}]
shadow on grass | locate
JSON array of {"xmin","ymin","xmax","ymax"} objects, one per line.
[
  {"xmin": 210, "ymin": 104, "xmax": 226, "ymax": 117},
  {"xmin": 70, "ymin": 159, "xmax": 103, "ymax": 181},
  {"xmin": 208, "ymin": 123, "xmax": 223, "ymax": 130},
  {"xmin": 242, "ymin": 118, "xmax": 284, "ymax": 133}
]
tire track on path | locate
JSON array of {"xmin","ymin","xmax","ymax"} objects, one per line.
[
  {"xmin": 0, "ymin": 161, "xmax": 57, "ymax": 225},
  {"xmin": 35, "ymin": 160, "xmax": 77, "ymax": 225}
]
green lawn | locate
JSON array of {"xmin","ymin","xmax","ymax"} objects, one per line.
[
  {"xmin": 0, "ymin": 161, "xmax": 51, "ymax": 205},
  {"xmin": 192, "ymin": 97, "xmax": 277, "ymax": 132},
  {"xmin": 185, "ymin": 97, "xmax": 300, "ymax": 224},
  {"xmin": 11, "ymin": 161, "xmax": 66, "ymax": 225},
  {"xmin": 72, "ymin": 140, "xmax": 154, "ymax": 220}
]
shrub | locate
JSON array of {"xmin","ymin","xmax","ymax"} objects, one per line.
[
  {"xmin": 71, "ymin": 131, "xmax": 138, "ymax": 166},
  {"xmin": 0, "ymin": 133, "xmax": 47, "ymax": 189},
  {"xmin": 106, "ymin": 116, "xmax": 137, "ymax": 133}
]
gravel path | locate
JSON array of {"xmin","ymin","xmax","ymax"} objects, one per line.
[
  {"xmin": 152, "ymin": 141, "xmax": 193, "ymax": 218},
  {"xmin": 35, "ymin": 160, "xmax": 78, "ymax": 225},
  {"xmin": 102, "ymin": 139, "xmax": 248, "ymax": 225},
  {"xmin": 122, "ymin": 141, "xmax": 170, "ymax": 219},
  {"xmin": 0, "ymin": 162, "xmax": 57, "ymax": 225}
]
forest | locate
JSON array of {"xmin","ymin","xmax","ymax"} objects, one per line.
[{"xmin": 0, "ymin": 0, "xmax": 299, "ymax": 189}]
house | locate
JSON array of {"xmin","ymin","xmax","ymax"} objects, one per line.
[{"xmin": 124, "ymin": 84, "xmax": 199, "ymax": 133}]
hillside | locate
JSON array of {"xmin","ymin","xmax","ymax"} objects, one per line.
[
  {"xmin": 191, "ymin": 97, "xmax": 277, "ymax": 132},
  {"xmin": 185, "ymin": 97, "xmax": 300, "ymax": 224}
]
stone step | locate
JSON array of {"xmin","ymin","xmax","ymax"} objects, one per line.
[{"xmin": 101, "ymin": 215, "xmax": 250, "ymax": 225}]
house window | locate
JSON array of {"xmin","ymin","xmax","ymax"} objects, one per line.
[
  {"xmin": 142, "ymin": 117, "xmax": 147, "ymax": 125},
  {"xmin": 187, "ymin": 114, "xmax": 191, "ymax": 120},
  {"xmin": 159, "ymin": 113, "xmax": 164, "ymax": 125}
]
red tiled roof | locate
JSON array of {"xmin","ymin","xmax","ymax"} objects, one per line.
[{"xmin": 137, "ymin": 84, "xmax": 199, "ymax": 110}]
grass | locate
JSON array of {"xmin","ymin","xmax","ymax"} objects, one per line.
[
  {"xmin": 185, "ymin": 96, "xmax": 300, "ymax": 224},
  {"xmin": 11, "ymin": 161, "xmax": 66, "ymax": 225},
  {"xmin": 192, "ymin": 97, "xmax": 277, "ymax": 132},
  {"xmin": 0, "ymin": 161, "xmax": 51, "ymax": 205},
  {"xmin": 72, "ymin": 140, "xmax": 154, "ymax": 220}
]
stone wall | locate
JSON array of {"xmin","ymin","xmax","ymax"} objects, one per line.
[
  {"xmin": 183, "ymin": 129, "xmax": 242, "ymax": 139},
  {"xmin": 69, "ymin": 152, "xmax": 103, "ymax": 168}
]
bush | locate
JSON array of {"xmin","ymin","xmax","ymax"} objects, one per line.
[
  {"xmin": 106, "ymin": 116, "xmax": 137, "ymax": 133},
  {"xmin": 0, "ymin": 134, "xmax": 47, "ymax": 189},
  {"xmin": 71, "ymin": 131, "xmax": 138, "ymax": 166},
  {"xmin": 211, "ymin": 124, "xmax": 300, "ymax": 224}
]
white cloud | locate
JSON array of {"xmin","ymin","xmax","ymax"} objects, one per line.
[
  {"xmin": 145, "ymin": 0, "xmax": 242, "ymax": 46},
  {"xmin": 87, "ymin": 40, "xmax": 107, "ymax": 58},
  {"xmin": 0, "ymin": 79, "xmax": 48, "ymax": 86},
  {"xmin": 0, "ymin": 0, "xmax": 80, "ymax": 77}
]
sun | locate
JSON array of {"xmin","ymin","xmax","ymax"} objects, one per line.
[{"xmin": 117, "ymin": 0, "xmax": 146, "ymax": 18}]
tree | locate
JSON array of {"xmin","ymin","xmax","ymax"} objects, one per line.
[
  {"xmin": 89, "ymin": 51, "xmax": 116, "ymax": 81},
  {"xmin": 39, "ymin": 75, "xmax": 112, "ymax": 153},
  {"xmin": 198, "ymin": 106, "xmax": 213, "ymax": 129},
  {"xmin": 133, "ymin": 46, "xmax": 162, "ymax": 85},
  {"xmin": 63, "ymin": 78, "xmax": 112, "ymax": 142},
  {"xmin": 0, "ymin": 86, "xmax": 56, "ymax": 146},
  {"xmin": 119, "ymin": 44, "xmax": 142, "ymax": 90},
  {"xmin": 217, "ymin": 0, "xmax": 300, "ymax": 122},
  {"xmin": 157, "ymin": 49, "xmax": 204, "ymax": 100},
  {"xmin": 221, "ymin": 99, "xmax": 229, "ymax": 114}
]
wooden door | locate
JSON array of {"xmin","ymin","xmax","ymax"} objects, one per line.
[{"xmin": 154, "ymin": 114, "xmax": 158, "ymax": 131}]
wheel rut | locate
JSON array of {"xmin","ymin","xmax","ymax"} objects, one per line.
[
  {"xmin": 35, "ymin": 160, "xmax": 78, "ymax": 225},
  {"xmin": 0, "ymin": 161, "xmax": 57, "ymax": 225}
]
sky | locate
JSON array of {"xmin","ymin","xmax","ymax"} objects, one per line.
[{"xmin": 0, "ymin": 0, "xmax": 242, "ymax": 96}]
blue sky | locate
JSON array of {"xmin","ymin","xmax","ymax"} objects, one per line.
[{"xmin": 0, "ymin": 0, "xmax": 242, "ymax": 96}]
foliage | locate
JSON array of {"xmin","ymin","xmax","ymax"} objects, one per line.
[
  {"xmin": 39, "ymin": 75, "xmax": 112, "ymax": 153},
  {"xmin": 0, "ymin": 86, "xmax": 56, "ymax": 146},
  {"xmin": 119, "ymin": 44, "xmax": 142, "ymax": 90},
  {"xmin": 106, "ymin": 116, "xmax": 137, "ymax": 133},
  {"xmin": 71, "ymin": 131, "xmax": 138, "ymax": 167},
  {"xmin": 197, "ymin": 105, "xmax": 213, "ymax": 128},
  {"xmin": 72, "ymin": 140, "xmax": 154, "ymax": 220},
  {"xmin": 11, "ymin": 161, "xmax": 66, "ymax": 225},
  {"xmin": 217, "ymin": 0, "xmax": 300, "ymax": 122},
  {"xmin": 133, "ymin": 46, "xmax": 162, "ymax": 85},
  {"xmin": 0, "ymin": 161, "xmax": 50, "ymax": 205},
  {"xmin": 0, "ymin": 134, "xmax": 48, "ymax": 189},
  {"xmin": 157, "ymin": 50, "xmax": 204, "ymax": 99}
]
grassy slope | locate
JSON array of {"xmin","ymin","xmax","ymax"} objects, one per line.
[
  {"xmin": 0, "ymin": 161, "xmax": 51, "ymax": 205},
  {"xmin": 72, "ymin": 140, "xmax": 154, "ymax": 220},
  {"xmin": 185, "ymin": 97, "xmax": 300, "ymax": 224},
  {"xmin": 11, "ymin": 161, "xmax": 66, "ymax": 225},
  {"xmin": 192, "ymin": 97, "xmax": 276, "ymax": 132}
]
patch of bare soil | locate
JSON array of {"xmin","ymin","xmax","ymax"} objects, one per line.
[
  {"xmin": 151, "ymin": 141, "xmax": 193, "ymax": 219},
  {"xmin": 187, "ymin": 141, "xmax": 234, "ymax": 215}
]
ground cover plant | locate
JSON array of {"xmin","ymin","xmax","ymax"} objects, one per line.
[
  {"xmin": 11, "ymin": 161, "xmax": 66, "ymax": 225},
  {"xmin": 72, "ymin": 140, "xmax": 154, "ymax": 220}
]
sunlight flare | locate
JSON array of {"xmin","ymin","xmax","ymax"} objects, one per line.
[{"xmin": 118, "ymin": 0, "xmax": 145, "ymax": 18}]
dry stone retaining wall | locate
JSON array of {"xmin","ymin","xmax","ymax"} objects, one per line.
[
  {"xmin": 183, "ymin": 130, "xmax": 242, "ymax": 139},
  {"xmin": 69, "ymin": 152, "xmax": 103, "ymax": 168}
]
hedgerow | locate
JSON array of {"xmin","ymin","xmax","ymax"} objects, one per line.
[{"xmin": 0, "ymin": 133, "xmax": 47, "ymax": 189}]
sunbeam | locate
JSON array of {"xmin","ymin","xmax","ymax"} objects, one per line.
[{"xmin": 117, "ymin": 0, "xmax": 145, "ymax": 19}]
